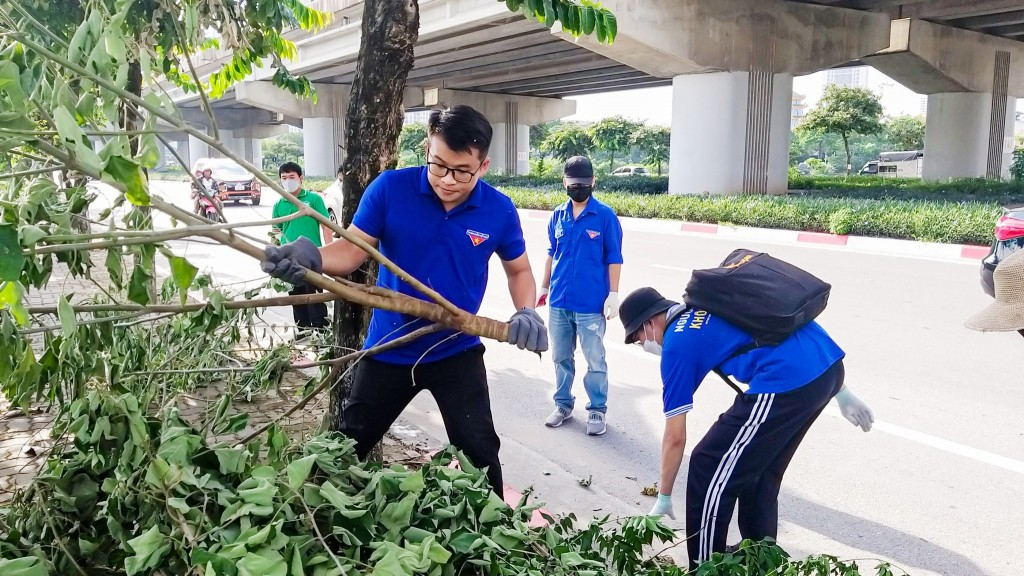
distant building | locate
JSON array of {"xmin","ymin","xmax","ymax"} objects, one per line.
[
  {"xmin": 404, "ymin": 110, "xmax": 431, "ymax": 124},
  {"xmin": 791, "ymin": 92, "xmax": 808, "ymax": 129},
  {"xmin": 919, "ymin": 95, "xmax": 928, "ymax": 116},
  {"xmin": 825, "ymin": 66, "xmax": 870, "ymax": 89}
]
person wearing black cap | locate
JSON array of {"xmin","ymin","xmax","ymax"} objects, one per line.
[
  {"xmin": 536, "ymin": 156, "xmax": 623, "ymax": 436},
  {"xmin": 618, "ymin": 286, "xmax": 873, "ymax": 567}
]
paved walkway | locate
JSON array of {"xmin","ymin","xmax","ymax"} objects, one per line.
[{"xmin": 0, "ymin": 262, "xmax": 436, "ymax": 503}]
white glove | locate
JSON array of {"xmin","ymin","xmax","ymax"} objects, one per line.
[
  {"xmin": 648, "ymin": 493, "xmax": 675, "ymax": 520},
  {"xmin": 604, "ymin": 291, "xmax": 619, "ymax": 320},
  {"xmin": 835, "ymin": 386, "xmax": 874, "ymax": 432},
  {"xmin": 537, "ymin": 286, "xmax": 549, "ymax": 308}
]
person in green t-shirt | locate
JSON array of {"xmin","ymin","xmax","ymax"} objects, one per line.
[{"xmin": 272, "ymin": 162, "xmax": 333, "ymax": 332}]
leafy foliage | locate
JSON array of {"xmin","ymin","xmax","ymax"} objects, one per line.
[
  {"xmin": 500, "ymin": 0, "xmax": 617, "ymax": 43},
  {"xmin": 0, "ymin": 389, "xmax": 904, "ymax": 576},
  {"xmin": 540, "ymin": 123, "xmax": 595, "ymax": 162},
  {"xmin": 799, "ymin": 86, "xmax": 884, "ymax": 175},
  {"xmin": 262, "ymin": 132, "xmax": 305, "ymax": 172},
  {"xmin": 589, "ymin": 116, "xmax": 642, "ymax": 170},
  {"xmin": 630, "ymin": 125, "xmax": 671, "ymax": 176},
  {"xmin": 398, "ymin": 122, "xmax": 428, "ymax": 167},
  {"xmin": 883, "ymin": 116, "xmax": 925, "ymax": 152},
  {"xmin": 503, "ymin": 187, "xmax": 1000, "ymax": 245}
]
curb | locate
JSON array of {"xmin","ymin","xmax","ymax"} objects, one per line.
[{"xmin": 521, "ymin": 209, "xmax": 990, "ymax": 263}]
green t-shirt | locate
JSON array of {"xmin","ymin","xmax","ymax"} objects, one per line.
[{"xmin": 272, "ymin": 188, "xmax": 330, "ymax": 246}]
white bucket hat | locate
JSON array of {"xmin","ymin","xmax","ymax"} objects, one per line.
[{"xmin": 965, "ymin": 248, "xmax": 1024, "ymax": 332}]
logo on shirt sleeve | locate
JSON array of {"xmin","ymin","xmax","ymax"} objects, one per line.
[
  {"xmin": 466, "ymin": 229, "xmax": 490, "ymax": 246},
  {"xmin": 586, "ymin": 229, "xmax": 600, "ymax": 239}
]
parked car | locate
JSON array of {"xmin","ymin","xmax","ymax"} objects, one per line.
[
  {"xmin": 189, "ymin": 158, "xmax": 262, "ymax": 205},
  {"xmin": 980, "ymin": 205, "xmax": 1024, "ymax": 297},
  {"xmin": 318, "ymin": 177, "xmax": 344, "ymax": 230},
  {"xmin": 610, "ymin": 166, "xmax": 650, "ymax": 177}
]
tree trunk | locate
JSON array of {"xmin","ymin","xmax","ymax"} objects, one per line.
[
  {"xmin": 842, "ymin": 133, "xmax": 851, "ymax": 177},
  {"xmin": 329, "ymin": 0, "xmax": 420, "ymax": 437}
]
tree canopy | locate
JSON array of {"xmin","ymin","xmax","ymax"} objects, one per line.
[{"xmin": 799, "ymin": 85, "xmax": 884, "ymax": 175}]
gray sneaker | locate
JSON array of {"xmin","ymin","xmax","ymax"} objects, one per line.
[
  {"xmin": 587, "ymin": 411, "xmax": 607, "ymax": 436},
  {"xmin": 545, "ymin": 406, "xmax": 572, "ymax": 428}
]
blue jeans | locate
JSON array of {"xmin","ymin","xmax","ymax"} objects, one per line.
[{"xmin": 549, "ymin": 308, "xmax": 608, "ymax": 414}]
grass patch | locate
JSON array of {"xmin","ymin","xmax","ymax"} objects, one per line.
[{"xmin": 505, "ymin": 188, "xmax": 1000, "ymax": 245}]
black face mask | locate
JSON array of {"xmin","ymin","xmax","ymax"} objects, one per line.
[{"xmin": 567, "ymin": 185, "xmax": 593, "ymax": 203}]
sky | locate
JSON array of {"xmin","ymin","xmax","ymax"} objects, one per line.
[{"xmin": 562, "ymin": 66, "xmax": 1023, "ymax": 126}]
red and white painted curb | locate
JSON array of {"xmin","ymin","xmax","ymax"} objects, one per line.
[{"xmin": 522, "ymin": 209, "xmax": 990, "ymax": 263}]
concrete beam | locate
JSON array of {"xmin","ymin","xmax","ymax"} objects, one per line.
[
  {"xmin": 951, "ymin": 10, "xmax": 1024, "ymax": 29},
  {"xmin": 231, "ymin": 124, "xmax": 290, "ymax": 139},
  {"xmin": 234, "ymin": 81, "xmax": 350, "ymax": 118},
  {"xmin": 863, "ymin": 18, "xmax": 1024, "ymax": 96},
  {"xmin": 432, "ymin": 89, "xmax": 575, "ymax": 125},
  {"xmin": 466, "ymin": 66, "xmax": 638, "ymax": 92},
  {"xmin": 526, "ymin": 79, "xmax": 672, "ymax": 98},
  {"xmin": 439, "ymin": 54, "xmax": 613, "ymax": 89},
  {"xmin": 555, "ymin": 0, "xmax": 891, "ymax": 77},
  {"xmin": 902, "ymin": 0, "xmax": 1024, "ymax": 20}
]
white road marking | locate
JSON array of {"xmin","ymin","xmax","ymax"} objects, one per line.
[{"xmin": 484, "ymin": 304, "xmax": 1024, "ymax": 478}]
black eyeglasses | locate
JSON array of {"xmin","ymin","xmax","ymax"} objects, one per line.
[{"xmin": 426, "ymin": 158, "xmax": 481, "ymax": 184}]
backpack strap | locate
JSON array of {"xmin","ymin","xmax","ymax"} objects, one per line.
[{"xmin": 712, "ymin": 339, "xmax": 761, "ymax": 395}]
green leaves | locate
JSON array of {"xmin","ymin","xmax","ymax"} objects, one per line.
[
  {"xmin": 125, "ymin": 526, "xmax": 171, "ymax": 576},
  {"xmin": 57, "ymin": 295, "xmax": 76, "ymax": 338},
  {"xmin": 509, "ymin": 0, "xmax": 616, "ymax": 43},
  {"xmin": 0, "ymin": 557, "xmax": 48, "ymax": 576},
  {"xmin": 102, "ymin": 156, "xmax": 150, "ymax": 206},
  {"xmin": 168, "ymin": 255, "xmax": 198, "ymax": 306},
  {"xmin": 0, "ymin": 224, "xmax": 25, "ymax": 281},
  {"xmin": 0, "ymin": 281, "xmax": 28, "ymax": 325}
]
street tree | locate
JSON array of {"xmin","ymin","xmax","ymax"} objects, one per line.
[
  {"xmin": 630, "ymin": 124, "xmax": 670, "ymax": 175},
  {"xmin": 589, "ymin": 115, "xmax": 641, "ymax": 170},
  {"xmin": 884, "ymin": 115, "xmax": 925, "ymax": 152},
  {"xmin": 541, "ymin": 123, "xmax": 595, "ymax": 161},
  {"xmin": 261, "ymin": 131, "xmax": 304, "ymax": 171},
  {"xmin": 799, "ymin": 85, "xmax": 884, "ymax": 175},
  {"xmin": 398, "ymin": 121, "xmax": 428, "ymax": 166}
]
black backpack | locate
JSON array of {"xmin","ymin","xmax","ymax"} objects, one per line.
[{"xmin": 681, "ymin": 249, "xmax": 832, "ymax": 393}]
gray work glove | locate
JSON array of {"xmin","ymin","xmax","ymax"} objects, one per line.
[
  {"xmin": 262, "ymin": 236, "xmax": 322, "ymax": 286},
  {"xmin": 507, "ymin": 307, "xmax": 548, "ymax": 352}
]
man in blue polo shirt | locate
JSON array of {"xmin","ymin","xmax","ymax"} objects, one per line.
[
  {"xmin": 537, "ymin": 156, "xmax": 623, "ymax": 436},
  {"xmin": 618, "ymin": 287, "xmax": 873, "ymax": 568},
  {"xmin": 261, "ymin": 105, "xmax": 547, "ymax": 497}
]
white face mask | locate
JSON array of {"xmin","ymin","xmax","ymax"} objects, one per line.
[
  {"xmin": 282, "ymin": 179, "xmax": 300, "ymax": 193},
  {"xmin": 640, "ymin": 324, "xmax": 662, "ymax": 356}
]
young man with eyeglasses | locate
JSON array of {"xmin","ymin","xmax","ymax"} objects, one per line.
[
  {"xmin": 260, "ymin": 105, "xmax": 547, "ymax": 496},
  {"xmin": 536, "ymin": 156, "xmax": 623, "ymax": 436}
]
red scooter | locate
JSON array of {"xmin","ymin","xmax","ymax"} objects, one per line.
[{"xmin": 192, "ymin": 182, "xmax": 225, "ymax": 223}]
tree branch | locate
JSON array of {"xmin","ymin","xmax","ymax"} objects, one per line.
[{"xmin": 236, "ymin": 323, "xmax": 444, "ymax": 445}]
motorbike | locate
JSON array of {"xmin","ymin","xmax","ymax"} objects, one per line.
[{"xmin": 191, "ymin": 181, "xmax": 225, "ymax": 223}]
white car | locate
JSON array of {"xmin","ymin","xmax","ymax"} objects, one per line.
[
  {"xmin": 318, "ymin": 178, "xmax": 345, "ymax": 235},
  {"xmin": 610, "ymin": 166, "xmax": 650, "ymax": 177}
]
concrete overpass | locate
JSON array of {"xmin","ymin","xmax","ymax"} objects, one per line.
[{"xmin": 171, "ymin": 0, "xmax": 1024, "ymax": 192}]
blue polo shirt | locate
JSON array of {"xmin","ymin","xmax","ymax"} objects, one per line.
[
  {"xmin": 660, "ymin": 307, "xmax": 845, "ymax": 418},
  {"xmin": 547, "ymin": 197, "xmax": 624, "ymax": 314},
  {"xmin": 352, "ymin": 167, "xmax": 526, "ymax": 364}
]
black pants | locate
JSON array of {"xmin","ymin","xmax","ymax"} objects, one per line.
[
  {"xmin": 290, "ymin": 284, "xmax": 328, "ymax": 329},
  {"xmin": 685, "ymin": 360, "xmax": 845, "ymax": 567},
  {"xmin": 338, "ymin": 345, "xmax": 503, "ymax": 498}
]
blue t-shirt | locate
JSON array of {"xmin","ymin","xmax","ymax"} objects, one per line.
[
  {"xmin": 660, "ymin": 308, "xmax": 846, "ymax": 418},
  {"xmin": 352, "ymin": 167, "xmax": 526, "ymax": 364},
  {"xmin": 547, "ymin": 197, "xmax": 624, "ymax": 314}
]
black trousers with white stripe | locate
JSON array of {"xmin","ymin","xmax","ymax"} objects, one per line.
[{"xmin": 685, "ymin": 360, "xmax": 845, "ymax": 567}]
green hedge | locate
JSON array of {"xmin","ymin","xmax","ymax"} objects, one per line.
[
  {"xmin": 789, "ymin": 174, "xmax": 1024, "ymax": 198},
  {"xmin": 486, "ymin": 174, "xmax": 669, "ymax": 195},
  {"xmin": 504, "ymin": 188, "xmax": 1000, "ymax": 245}
]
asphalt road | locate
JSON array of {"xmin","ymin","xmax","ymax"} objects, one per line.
[{"xmin": 140, "ymin": 181, "xmax": 1022, "ymax": 575}]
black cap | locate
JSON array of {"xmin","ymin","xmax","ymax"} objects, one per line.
[
  {"xmin": 619, "ymin": 287, "xmax": 679, "ymax": 344},
  {"xmin": 564, "ymin": 156, "xmax": 594, "ymax": 186}
]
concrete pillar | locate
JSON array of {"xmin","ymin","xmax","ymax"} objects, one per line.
[
  {"xmin": 669, "ymin": 71, "xmax": 791, "ymax": 195},
  {"xmin": 242, "ymin": 138, "xmax": 263, "ymax": 171},
  {"xmin": 490, "ymin": 122, "xmax": 530, "ymax": 175},
  {"xmin": 922, "ymin": 93, "xmax": 1014, "ymax": 180},
  {"xmin": 188, "ymin": 134, "xmax": 209, "ymax": 169},
  {"xmin": 303, "ymin": 117, "xmax": 345, "ymax": 177}
]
